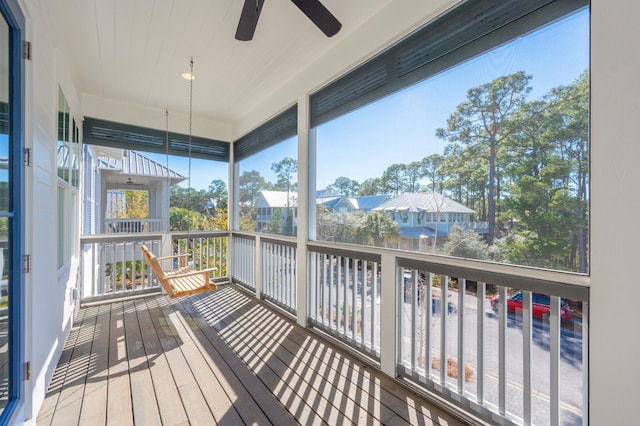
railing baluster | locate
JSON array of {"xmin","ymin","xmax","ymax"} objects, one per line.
[
  {"xmin": 550, "ymin": 295, "xmax": 561, "ymax": 426},
  {"xmin": 477, "ymin": 281, "xmax": 485, "ymax": 404},
  {"xmin": 458, "ymin": 278, "xmax": 466, "ymax": 394},
  {"xmin": 411, "ymin": 269, "xmax": 418, "ymax": 372},
  {"xmin": 440, "ymin": 275, "xmax": 448, "ymax": 385},
  {"xmin": 498, "ymin": 285, "xmax": 507, "ymax": 416},
  {"xmin": 426, "ymin": 272, "xmax": 433, "ymax": 380},
  {"xmin": 523, "ymin": 290, "xmax": 532, "ymax": 426}
]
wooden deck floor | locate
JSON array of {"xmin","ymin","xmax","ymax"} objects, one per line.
[{"xmin": 37, "ymin": 285, "xmax": 466, "ymax": 425}]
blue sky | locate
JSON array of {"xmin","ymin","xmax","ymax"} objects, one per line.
[{"xmin": 142, "ymin": 8, "xmax": 589, "ymax": 192}]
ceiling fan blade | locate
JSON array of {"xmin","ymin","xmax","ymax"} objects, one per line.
[
  {"xmin": 235, "ymin": 0, "xmax": 265, "ymax": 41},
  {"xmin": 291, "ymin": 0, "xmax": 341, "ymax": 37}
]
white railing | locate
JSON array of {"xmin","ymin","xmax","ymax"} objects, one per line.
[
  {"xmin": 153, "ymin": 231, "xmax": 588, "ymax": 426},
  {"xmin": 104, "ymin": 218, "xmax": 163, "ymax": 233},
  {"xmin": 80, "ymin": 231, "xmax": 229, "ymax": 301},
  {"xmin": 231, "ymin": 234, "xmax": 256, "ymax": 290},
  {"xmin": 171, "ymin": 231, "xmax": 228, "ymax": 277},
  {"xmin": 80, "ymin": 234, "xmax": 163, "ymax": 301},
  {"xmin": 261, "ymin": 236, "xmax": 297, "ymax": 314},
  {"xmin": 308, "ymin": 246, "xmax": 381, "ymax": 360},
  {"xmin": 396, "ymin": 257, "xmax": 588, "ymax": 426}
]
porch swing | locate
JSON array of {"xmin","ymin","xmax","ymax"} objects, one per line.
[{"xmin": 140, "ymin": 59, "xmax": 218, "ymax": 299}]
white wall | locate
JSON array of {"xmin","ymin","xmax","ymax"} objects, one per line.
[
  {"xmin": 22, "ymin": 0, "xmax": 83, "ymax": 421},
  {"xmin": 590, "ymin": 0, "xmax": 640, "ymax": 423}
]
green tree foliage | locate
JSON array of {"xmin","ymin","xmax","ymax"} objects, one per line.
[
  {"xmin": 404, "ymin": 161, "xmax": 425, "ymax": 193},
  {"xmin": 422, "ymin": 154, "xmax": 444, "ymax": 193},
  {"xmin": 271, "ymin": 157, "xmax": 298, "ymax": 192},
  {"xmin": 382, "ymin": 163, "xmax": 408, "ymax": 197},
  {"xmin": 328, "ymin": 176, "xmax": 359, "ymax": 196},
  {"xmin": 443, "ymin": 226, "xmax": 492, "ymax": 260},
  {"xmin": 501, "ymin": 71, "xmax": 589, "ymax": 272},
  {"xmin": 437, "ymin": 71, "xmax": 532, "ymax": 244},
  {"xmin": 239, "ymin": 170, "xmax": 271, "ymax": 208},
  {"xmin": 208, "ymin": 179, "xmax": 228, "ymax": 210},
  {"xmin": 316, "ymin": 206, "xmax": 365, "ymax": 243},
  {"xmin": 271, "ymin": 157, "xmax": 298, "ymax": 235},
  {"xmin": 357, "ymin": 177, "xmax": 385, "ymax": 196},
  {"xmin": 357, "ymin": 211, "xmax": 400, "ymax": 247},
  {"xmin": 265, "ymin": 208, "xmax": 284, "ymax": 234}
]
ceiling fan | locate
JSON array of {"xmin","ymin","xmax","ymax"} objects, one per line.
[{"xmin": 235, "ymin": 0, "xmax": 342, "ymax": 41}]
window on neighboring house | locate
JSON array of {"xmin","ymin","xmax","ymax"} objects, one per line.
[{"xmin": 311, "ymin": 7, "xmax": 589, "ymax": 273}]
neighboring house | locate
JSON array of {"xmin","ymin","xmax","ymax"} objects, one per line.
[
  {"xmin": 317, "ymin": 195, "xmax": 354, "ymax": 213},
  {"xmin": 256, "ymin": 190, "xmax": 388, "ymax": 233},
  {"xmin": 374, "ymin": 192, "xmax": 485, "ymax": 250},
  {"xmin": 256, "ymin": 190, "xmax": 299, "ymax": 234},
  {"xmin": 84, "ymin": 147, "xmax": 186, "ymax": 234}
]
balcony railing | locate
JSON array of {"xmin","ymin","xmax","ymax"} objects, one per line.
[
  {"xmin": 80, "ymin": 231, "xmax": 228, "ymax": 302},
  {"xmin": 104, "ymin": 218, "xmax": 163, "ymax": 233},
  {"xmin": 229, "ymin": 236, "xmax": 588, "ymax": 426},
  {"xmin": 80, "ymin": 229, "xmax": 588, "ymax": 425},
  {"xmin": 308, "ymin": 245, "xmax": 381, "ymax": 360},
  {"xmin": 261, "ymin": 236, "xmax": 297, "ymax": 314}
]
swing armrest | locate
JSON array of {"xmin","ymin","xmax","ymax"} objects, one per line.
[
  {"xmin": 166, "ymin": 267, "xmax": 218, "ymax": 279},
  {"xmin": 156, "ymin": 253, "xmax": 190, "ymax": 261}
]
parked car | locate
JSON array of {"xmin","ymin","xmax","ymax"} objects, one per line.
[{"xmin": 491, "ymin": 290, "xmax": 572, "ymax": 321}]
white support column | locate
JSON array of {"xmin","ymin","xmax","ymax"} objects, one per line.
[
  {"xmin": 296, "ymin": 96, "xmax": 312, "ymax": 327},
  {"xmin": 591, "ymin": 2, "xmax": 640, "ymax": 424},
  {"xmin": 380, "ymin": 252, "xmax": 397, "ymax": 377},
  {"xmin": 228, "ymin": 143, "xmax": 237, "ymax": 282}
]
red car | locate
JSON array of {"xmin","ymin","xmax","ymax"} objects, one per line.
[{"xmin": 491, "ymin": 291, "xmax": 572, "ymax": 321}]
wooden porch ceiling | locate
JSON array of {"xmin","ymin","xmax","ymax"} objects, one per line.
[{"xmin": 37, "ymin": 286, "xmax": 464, "ymax": 425}]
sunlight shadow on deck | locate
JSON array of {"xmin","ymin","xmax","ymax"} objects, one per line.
[{"xmin": 190, "ymin": 286, "xmax": 462, "ymax": 425}]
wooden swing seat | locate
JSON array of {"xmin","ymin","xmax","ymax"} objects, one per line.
[{"xmin": 140, "ymin": 245, "xmax": 217, "ymax": 299}]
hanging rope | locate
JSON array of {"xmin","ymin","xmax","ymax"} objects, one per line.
[
  {"xmin": 165, "ymin": 109, "xmax": 170, "ymax": 233},
  {"xmin": 187, "ymin": 58, "xmax": 193, "ymax": 205},
  {"xmin": 186, "ymin": 59, "xmax": 194, "ymax": 259}
]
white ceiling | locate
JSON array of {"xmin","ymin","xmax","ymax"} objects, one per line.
[{"xmin": 51, "ymin": 0, "xmax": 455, "ymax": 139}]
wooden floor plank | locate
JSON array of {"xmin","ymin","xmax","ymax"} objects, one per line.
[
  {"xmin": 150, "ymin": 297, "xmax": 217, "ymax": 426},
  {"xmin": 194, "ymin": 287, "xmax": 453, "ymax": 426},
  {"xmin": 181, "ymin": 297, "xmax": 299, "ymax": 426},
  {"xmin": 159, "ymin": 299, "xmax": 244, "ymax": 425},
  {"xmin": 78, "ymin": 304, "xmax": 110, "ymax": 425},
  {"xmin": 38, "ymin": 286, "xmax": 467, "ymax": 426},
  {"xmin": 123, "ymin": 299, "xmax": 162, "ymax": 425},
  {"xmin": 179, "ymin": 297, "xmax": 295, "ymax": 426},
  {"xmin": 133, "ymin": 297, "xmax": 189, "ymax": 426},
  {"xmin": 50, "ymin": 306, "xmax": 99, "ymax": 426},
  {"xmin": 106, "ymin": 302, "xmax": 134, "ymax": 426},
  {"xmin": 37, "ymin": 308, "xmax": 87, "ymax": 425},
  {"xmin": 195, "ymin": 290, "xmax": 369, "ymax": 425}
]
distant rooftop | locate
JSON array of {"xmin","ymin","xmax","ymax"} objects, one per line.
[
  {"xmin": 374, "ymin": 192, "xmax": 475, "ymax": 214},
  {"xmin": 98, "ymin": 150, "xmax": 186, "ymax": 183}
]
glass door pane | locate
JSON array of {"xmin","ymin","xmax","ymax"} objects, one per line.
[{"xmin": 0, "ymin": 12, "xmax": 10, "ymax": 413}]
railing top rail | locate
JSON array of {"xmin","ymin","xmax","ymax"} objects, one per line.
[
  {"xmin": 170, "ymin": 230, "xmax": 230, "ymax": 239},
  {"xmin": 260, "ymin": 235, "xmax": 297, "ymax": 247},
  {"xmin": 81, "ymin": 233, "xmax": 164, "ymax": 244},
  {"xmin": 104, "ymin": 218, "xmax": 162, "ymax": 222},
  {"xmin": 230, "ymin": 231, "xmax": 257, "ymax": 241},
  {"xmin": 308, "ymin": 239, "xmax": 589, "ymax": 292},
  {"xmin": 398, "ymin": 257, "xmax": 588, "ymax": 301},
  {"xmin": 308, "ymin": 241, "xmax": 381, "ymax": 263}
]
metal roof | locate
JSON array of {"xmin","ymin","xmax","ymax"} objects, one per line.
[
  {"xmin": 374, "ymin": 192, "xmax": 475, "ymax": 214},
  {"xmin": 258, "ymin": 191, "xmax": 298, "ymax": 208},
  {"xmin": 349, "ymin": 195, "xmax": 389, "ymax": 211},
  {"xmin": 98, "ymin": 150, "xmax": 186, "ymax": 183}
]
